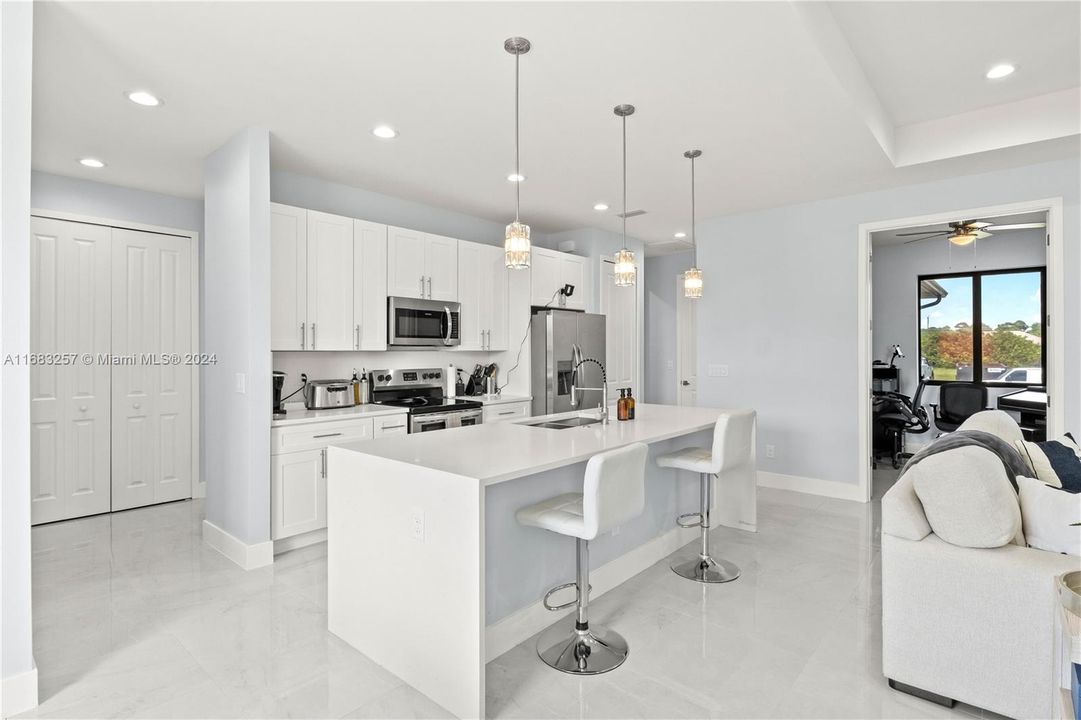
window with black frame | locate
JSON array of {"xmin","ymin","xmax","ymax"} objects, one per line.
[{"xmin": 917, "ymin": 267, "xmax": 1045, "ymax": 385}]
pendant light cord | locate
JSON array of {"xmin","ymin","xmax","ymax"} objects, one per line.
[
  {"xmin": 690, "ymin": 153, "xmax": 697, "ymax": 267},
  {"xmin": 621, "ymin": 114, "xmax": 627, "ymax": 248},
  {"xmin": 514, "ymin": 50, "xmax": 521, "ymax": 223}
]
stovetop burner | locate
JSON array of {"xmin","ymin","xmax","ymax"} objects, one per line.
[
  {"xmin": 369, "ymin": 368, "xmax": 482, "ymax": 416},
  {"xmin": 377, "ymin": 397, "xmax": 482, "ymax": 415}
]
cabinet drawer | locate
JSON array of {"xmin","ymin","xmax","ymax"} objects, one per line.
[
  {"xmin": 271, "ymin": 417, "xmax": 374, "ymax": 454},
  {"xmin": 374, "ymin": 414, "xmax": 408, "ymax": 438},
  {"xmin": 483, "ymin": 401, "xmax": 531, "ymax": 424}
]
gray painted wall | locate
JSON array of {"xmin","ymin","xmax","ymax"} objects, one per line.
[
  {"xmin": 643, "ymin": 251, "xmax": 694, "ymax": 405},
  {"xmin": 692, "ymin": 158, "xmax": 1079, "ymax": 487},
  {"xmin": 2, "ymin": 0, "xmax": 36, "ymax": 701},
  {"xmin": 203, "ymin": 128, "xmax": 272, "ymax": 545}
]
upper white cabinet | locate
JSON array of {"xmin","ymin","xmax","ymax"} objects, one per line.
[
  {"xmin": 457, "ymin": 243, "xmax": 508, "ymax": 351},
  {"xmin": 307, "ymin": 211, "xmax": 355, "ymax": 351},
  {"xmin": 531, "ymin": 247, "xmax": 586, "ymax": 311},
  {"xmin": 271, "ymin": 205, "xmax": 389, "ymax": 351},
  {"xmin": 387, "ymin": 227, "xmax": 458, "ymax": 301},
  {"xmin": 353, "ymin": 219, "xmax": 388, "ymax": 351}
]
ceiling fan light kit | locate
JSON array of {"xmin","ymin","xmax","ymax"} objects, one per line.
[
  {"xmin": 504, "ymin": 36, "xmax": 532, "ymax": 270},
  {"xmin": 897, "ymin": 218, "xmax": 1046, "ymax": 246}
]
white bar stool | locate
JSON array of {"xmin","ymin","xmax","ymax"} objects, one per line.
[
  {"xmin": 657, "ymin": 409, "xmax": 756, "ymax": 583},
  {"xmin": 515, "ymin": 443, "xmax": 648, "ymax": 675}
]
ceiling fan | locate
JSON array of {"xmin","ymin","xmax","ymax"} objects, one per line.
[{"xmin": 898, "ymin": 219, "xmax": 1046, "ymax": 246}]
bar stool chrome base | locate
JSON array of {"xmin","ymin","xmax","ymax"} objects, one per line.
[
  {"xmin": 671, "ymin": 554, "xmax": 740, "ymax": 583},
  {"xmin": 536, "ymin": 616, "xmax": 629, "ymax": 675}
]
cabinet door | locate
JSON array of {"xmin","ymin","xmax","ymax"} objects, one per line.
[
  {"xmin": 30, "ymin": 218, "xmax": 112, "ymax": 524},
  {"xmin": 373, "ymin": 414, "xmax": 408, "ymax": 438},
  {"xmin": 425, "ymin": 233, "xmax": 459, "ymax": 302},
  {"xmin": 530, "ymin": 248, "xmax": 560, "ymax": 307},
  {"xmin": 111, "ymin": 229, "xmax": 193, "ymax": 511},
  {"xmin": 482, "ymin": 401, "xmax": 530, "ymax": 423},
  {"xmin": 455, "ymin": 242, "xmax": 485, "ymax": 351},
  {"xmin": 387, "ymin": 226, "xmax": 427, "ymax": 299},
  {"xmin": 271, "ymin": 448, "xmax": 325, "ymax": 540},
  {"xmin": 270, "ymin": 204, "xmax": 307, "ymax": 350},
  {"xmin": 487, "ymin": 244, "xmax": 509, "ymax": 351},
  {"xmin": 306, "ymin": 211, "xmax": 354, "ymax": 350},
  {"xmin": 354, "ymin": 219, "xmax": 388, "ymax": 351},
  {"xmin": 561, "ymin": 255, "xmax": 587, "ymax": 311}
]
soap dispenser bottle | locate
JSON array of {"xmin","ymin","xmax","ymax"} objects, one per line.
[
  {"xmin": 626, "ymin": 388, "xmax": 636, "ymax": 420},
  {"xmin": 617, "ymin": 389, "xmax": 629, "ymax": 421}
]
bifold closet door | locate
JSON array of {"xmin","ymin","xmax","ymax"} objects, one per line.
[
  {"xmin": 30, "ymin": 217, "xmax": 112, "ymax": 525},
  {"xmin": 111, "ymin": 228, "xmax": 193, "ymax": 511}
]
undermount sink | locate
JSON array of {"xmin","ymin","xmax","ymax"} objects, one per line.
[{"xmin": 524, "ymin": 416, "xmax": 603, "ymax": 430}]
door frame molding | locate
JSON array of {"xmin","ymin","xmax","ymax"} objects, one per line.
[
  {"xmin": 31, "ymin": 208, "xmax": 203, "ymax": 500},
  {"xmin": 856, "ymin": 196, "xmax": 1064, "ymax": 503}
]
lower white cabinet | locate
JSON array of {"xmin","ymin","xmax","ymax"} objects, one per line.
[
  {"xmin": 270, "ymin": 412, "xmax": 405, "ymax": 540},
  {"xmin": 482, "ymin": 401, "xmax": 531, "ymax": 424}
]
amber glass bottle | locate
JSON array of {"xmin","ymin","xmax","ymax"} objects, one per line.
[
  {"xmin": 617, "ymin": 388, "xmax": 629, "ymax": 421},
  {"xmin": 626, "ymin": 387, "xmax": 636, "ymax": 420}
]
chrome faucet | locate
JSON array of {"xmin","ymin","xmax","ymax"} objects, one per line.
[{"xmin": 571, "ymin": 357, "xmax": 609, "ymax": 425}]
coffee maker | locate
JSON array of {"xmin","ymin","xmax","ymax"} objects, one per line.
[{"xmin": 273, "ymin": 371, "xmax": 287, "ymax": 416}]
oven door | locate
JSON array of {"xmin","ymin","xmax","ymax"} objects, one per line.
[
  {"xmin": 449, "ymin": 409, "xmax": 483, "ymax": 429},
  {"xmin": 388, "ymin": 297, "xmax": 460, "ymax": 347},
  {"xmin": 410, "ymin": 412, "xmax": 452, "ymax": 433}
]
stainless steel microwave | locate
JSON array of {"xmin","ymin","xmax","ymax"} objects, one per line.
[{"xmin": 387, "ymin": 297, "xmax": 460, "ymax": 348}]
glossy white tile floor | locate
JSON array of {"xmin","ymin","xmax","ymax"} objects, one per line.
[{"xmin": 22, "ymin": 475, "xmax": 997, "ymax": 719}]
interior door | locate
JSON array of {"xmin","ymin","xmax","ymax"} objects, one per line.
[
  {"xmin": 111, "ymin": 228, "xmax": 193, "ymax": 511},
  {"xmin": 306, "ymin": 211, "xmax": 354, "ymax": 350},
  {"xmin": 425, "ymin": 233, "xmax": 459, "ymax": 302},
  {"xmin": 600, "ymin": 260, "xmax": 637, "ymax": 396},
  {"xmin": 30, "ymin": 217, "xmax": 112, "ymax": 524},
  {"xmin": 270, "ymin": 204, "xmax": 307, "ymax": 350},
  {"xmin": 677, "ymin": 277, "xmax": 697, "ymax": 406},
  {"xmin": 354, "ymin": 219, "xmax": 388, "ymax": 350},
  {"xmin": 387, "ymin": 226, "xmax": 427, "ymax": 299}
]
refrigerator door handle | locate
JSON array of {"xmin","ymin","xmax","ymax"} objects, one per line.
[{"xmin": 570, "ymin": 343, "xmax": 583, "ymax": 407}]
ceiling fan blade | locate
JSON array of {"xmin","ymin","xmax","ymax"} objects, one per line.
[
  {"xmin": 970, "ymin": 230, "xmax": 992, "ymax": 239},
  {"xmin": 964, "ymin": 221, "xmax": 993, "ymax": 229},
  {"xmin": 903, "ymin": 233, "xmax": 949, "ymax": 244},
  {"xmin": 896, "ymin": 230, "xmax": 947, "ymax": 236},
  {"xmin": 985, "ymin": 222, "xmax": 1046, "ymax": 231}
]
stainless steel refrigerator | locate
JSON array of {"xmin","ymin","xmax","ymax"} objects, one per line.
[{"xmin": 531, "ymin": 310, "xmax": 606, "ymax": 417}]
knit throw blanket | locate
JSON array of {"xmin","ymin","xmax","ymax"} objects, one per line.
[{"xmin": 900, "ymin": 430, "xmax": 1031, "ymax": 491}]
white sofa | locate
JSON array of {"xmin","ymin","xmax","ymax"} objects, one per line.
[{"xmin": 881, "ymin": 411, "xmax": 1077, "ymax": 720}]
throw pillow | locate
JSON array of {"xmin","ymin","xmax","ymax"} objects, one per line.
[
  {"xmin": 1017, "ymin": 475, "xmax": 1081, "ymax": 556},
  {"xmin": 1015, "ymin": 433, "xmax": 1081, "ymax": 492},
  {"xmin": 911, "ymin": 446, "xmax": 1023, "ymax": 548}
]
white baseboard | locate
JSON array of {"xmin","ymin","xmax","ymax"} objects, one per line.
[
  {"xmin": 202, "ymin": 520, "xmax": 273, "ymax": 570},
  {"xmin": 274, "ymin": 528, "xmax": 326, "ymax": 556},
  {"xmin": 485, "ymin": 523, "xmax": 699, "ymax": 662},
  {"xmin": 2, "ymin": 665, "xmax": 38, "ymax": 717},
  {"xmin": 757, "ymin": 471, "xmax": 864, "ymax": 503}
]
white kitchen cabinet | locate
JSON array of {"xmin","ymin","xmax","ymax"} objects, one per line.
[
  {"xmin": 373, "ymin": 414, "xmax": 409, "ymax": 437},
  {"xmin": 306, "ymin": 210, "xmax": 355, "ymax": 350},
  {"xmin": 271, "ymin": 448, "xmax": 325, "ymax": 540},
  {"xmin": 270, "ymin": 204, "xmax": 307, "ymax": 350},
  {"xmin": 353, "ymin": 219, "xmax": 388, "ymax": 350},
  {"xmin": 456, "ymin": 242, "xmax": 508, "ymax": 351},
  {"xmin": 530, "ymin": 247, "xmax": 586, "ymax": 310},
  {"xmin": 387, "ymin": 227, "xmax": 458, "ymax": 301},
  {"xmin": 482, "ymin": 400, "xmax": 531, "ymax": 424}
]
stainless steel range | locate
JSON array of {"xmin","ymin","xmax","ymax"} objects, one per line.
[{"xmin": 370, "ymin": 368, "xmax": 483, "ymax": 433}]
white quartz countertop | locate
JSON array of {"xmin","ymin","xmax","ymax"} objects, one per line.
[
  {"xmin": 271, "ymin": 402, "xmax": 407, "ymax": 427},
  {"xmin": 472, "ymin": 394, "xmax": 531, "ymax": 406},
  {"xmin": 331, "ymin": 403, "xmax": 723, "ymax": 485}
]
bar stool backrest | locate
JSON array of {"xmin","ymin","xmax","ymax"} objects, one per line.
[
  {"xmin": 710, "ymin": 409, "xmax": 757, "ymax": 474},
  {"xmin": 582, "ymin": 443, "xmax": 648, "ymax": 540}
]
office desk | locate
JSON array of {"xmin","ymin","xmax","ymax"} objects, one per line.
[{"xmin": 997, "ymin": 389, "xmax": 1047, "ymax": 441}]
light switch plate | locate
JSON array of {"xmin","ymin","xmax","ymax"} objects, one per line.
[{"xmin": 234, "ymin": 372, "xmax": 246, "ymax": 394}]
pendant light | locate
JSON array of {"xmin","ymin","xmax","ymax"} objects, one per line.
[
  {"xmin": 504, "ymin": 37, "xmax": 531, "ymax": 269},
  {"xmin": 683, "ymin": 149, "xmax": 703, "ymax": 298},
  {"xmin": 613, "ymin": 104, "xmax": 637, "ymax": 286}
]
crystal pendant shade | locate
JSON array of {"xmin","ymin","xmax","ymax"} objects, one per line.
[
  {"xmin": 684, "ymin": 267, "xmax": 703, "ymax": 298},
  {"xmin": 614, "ymin": 248, "xmax": 637, "ymax": 287},
  {"xmin": 505, "ymin": 221, "xmax": 531, "ymax": 269}
]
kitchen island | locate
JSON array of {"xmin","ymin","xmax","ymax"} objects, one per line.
[{"xmin": 326, "ymin": 403, "xmax": 757, "ymax": 719}]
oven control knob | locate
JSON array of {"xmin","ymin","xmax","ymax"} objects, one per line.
[{"xmin": 378, "ymin": 374, "xmax": 386, "ymax": 382}]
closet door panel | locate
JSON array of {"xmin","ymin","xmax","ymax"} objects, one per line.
[
  {"xmin": 30, "ymin": 222, "xmax": 63, "ymax": 523},
  {"xmin": 153, "ymin": 237, "xmax": 193, "ymax": 503}
]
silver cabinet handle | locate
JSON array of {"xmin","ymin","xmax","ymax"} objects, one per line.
[
  {"xmin": 355, "ymin": 324, "xmax": 360, "ymax": 350},
  {"xmin": 381, "ymin": 424, "xmax": 405, "ymax": 430},
  {"xmin": 426, "ymin": 276, "xmax": 432, "ymax": 299},
  {"xmin": 313, "ymin": 432, "xmax": 343, "ymax": 439},
  {"xmin": 420, "ymin": 275, "xmax": 425, "ymax": 297},
  {"xmin": 321, "ymin": 448, "xmax": 326, "ymax": 478},
  {"xmin": 311, "ymin": 323, "xmax": 316, "ymax": 350},
  {"xmin": 498, "ymin": 410, "xmax": 515, "ymax": 416},
  {"xmin": 301, "ymin": 322, "xmax": 306, "ymax": 349}
]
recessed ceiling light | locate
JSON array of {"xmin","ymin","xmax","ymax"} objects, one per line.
[
  {"xmin": 986, "ymin": 63, "xmax": 1015, "ymax": 79},
  {"xmin": 79, "ymin": 157, "xmax": 105, "ymax": 168},
  {"xmin": 674, "ymin": 232, "xmax": 687, "ymax": 239},
  {"xmin": 126, "ymin": 90, "xmax": 162, "ymax": 107},
  {"xmin": 507, "ymin": 173, "xmax": 526, "ymax": 182},
  {"xmin": 593, "ymin": 203, "xmax": 609, "ymax": 211},
  {"xmin": 372, "ymin": 125, "xmax": 398, "ymax": 139}
]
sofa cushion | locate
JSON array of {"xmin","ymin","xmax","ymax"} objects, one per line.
[
  {"xmin": 1015, "ymin": 433, "xmax": 1081, "ymax": 493},
  {"xmin": 1017, "ymin": 475, "xmax": 1081, "ymax": 556},
  {"xmin": 911, "ymin": 446, "xmax": 1023, "ymax": 548},
  {"xmin": 959, "ymin": 410, "xmax": 1025, "ymax": 445}
]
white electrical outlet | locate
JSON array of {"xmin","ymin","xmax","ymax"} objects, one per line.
[
  {"xmin": 409, "ymin": 507, "xmax": 425, "ymax": 542},
  {"xmin": 765, "ymin": 444, "xmax": 776, "ymax": 459},
  {"xmin": 707, "ymin": 364, "xmax": 730, "ymax": 378}
]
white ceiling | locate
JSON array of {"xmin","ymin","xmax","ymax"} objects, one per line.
[
  {"xmin": 871, "ymin": 210, "xmax": 1047, "ymax": 246},
  {"xmin": 31, "ymin": 2, "xmax": 1080, "ymax": 247}
]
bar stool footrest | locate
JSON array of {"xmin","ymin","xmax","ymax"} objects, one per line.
[
  {"xmin": 542, "ymin": 582, "xmax": 592, "ymax": 611},
  {"xmin": 676, "ymin": 512, "xmax": 703, "ymax": 529}
]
